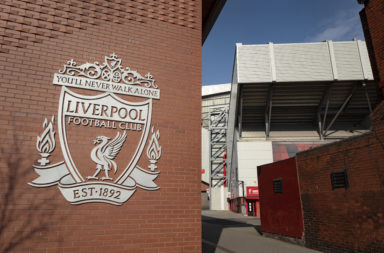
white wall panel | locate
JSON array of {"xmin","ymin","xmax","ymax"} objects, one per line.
[
  {"xmin": 274, "ymin": 43, "xmax": 333, "ymax": 82},
  {"xmin": 237, "ymin": 141, "xmax": 273, "ymax": 190},
  {"xmin": 201, "ymin": 128, "xmax": 210, "ymax": 183},
  {"xmin": 333, "ymin": 42, "xmax": 363, "ymax": 80},
  {"xmin": 237, "ymin": 45, "xmax": 272, "ymax": 83},
  {"xmin": 210, "ymin": 186, "xmax": 228, "ymax": 210},
  {"xmin": 356, "ymin": 41, "xmax": 374, "ymax": 80}
]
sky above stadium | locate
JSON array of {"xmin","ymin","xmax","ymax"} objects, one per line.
[{"xmin": 202, "ymin": 0, "xmax": 365, "ymax": 85}]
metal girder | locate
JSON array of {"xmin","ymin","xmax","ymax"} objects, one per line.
[
  {"xmin": 212, "ymin": 145, "xmax": 226, "ymax": 159},
  {"xmin": 323, "ymin": 84, "xmax": 358, "ymax": 136},
  {"xmin": 315, "ymin": 82, "xmax": 373, "ymax": 138},
  {"xmin": 213, "ymin": 179, "xmax": 226, "ymax": 188},
  {"xmin": 320, "ymin": 109, "xmax": 371, "ymax": 114},
  {"xmin": 211, "ymin": 164, "xmax": 224, "ymax": 177},
  {"xmin": 238, "ymin": 95, "xmax": 243, "ymax": 137},
  {"xmin": 316, "ymin": 85, "xmax": 332, "ymax": 139},
  {"xmin": 209, "ymin": 106, "xmax": 228, "ymax": 189},
  {"xmin": 265, "ymin": 84, "xmax": 273, "ymax": 138},
  {"xmin": 362, "ymin": 82, "xmax": 372, "ymax": 113}
]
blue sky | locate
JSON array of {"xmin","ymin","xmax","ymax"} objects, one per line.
[{"xmin": 202, "ymin": 0, "xmax": 365, "ymax": 85}]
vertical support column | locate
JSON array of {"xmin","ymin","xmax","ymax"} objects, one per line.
[
  {"xmin": 362, "ymin": 82, "xmax": 372, "ymax": 112},
  {"xmin": 317, "ymin": 110, "xmax": 323, "ymax": 140},
  {"xmin": 323, "ymin": 84, "xmax": 358, "ymax": 136},
  {"xmin": 327, "ymin": 40, "xmax": 339, "ymax": 81},
  {"xmin": 238, "ymin": 90, "xmax": 243, "ymax": 138},
  {"xmin": 317, "ymin": 85, "xmax": 332, "ymax": 139},
  {"xmin": 356, "ymin": 40, "xmax": 369, "ymax": 80},
  {"xmin": 269, "ymin": 42, "xmax": 277, "ymax": 82},
  {"xmin": 209, "ymin": 106, "xmax": 229, "ymax": 206},
  {"xmin": 266, "ymin": 42, "xmax": 276, "ymax": 140},
  {"xmin": 265, "ymin": 84, "xmax": 273, "ymax": 139},
  {"xmin": 208, "ymin": 120, "xmax": 212, "ymax": 203}
]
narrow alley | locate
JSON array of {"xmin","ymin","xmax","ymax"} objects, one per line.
[{"xmin": 202, "ymin": 211, "xmax": 320, "ymax": 253}]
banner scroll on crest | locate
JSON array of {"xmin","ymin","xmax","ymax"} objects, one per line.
[{"xmin": 29, "ymin": 162, "xmax": 159, "ymax": 205}]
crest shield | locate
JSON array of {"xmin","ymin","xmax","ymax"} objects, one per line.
[{"xmin": 58, "ymin": 87, "xmax": 152, "ymax": 184}]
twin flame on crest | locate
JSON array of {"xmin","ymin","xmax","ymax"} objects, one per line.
[
  {"xmin": 36, "ymin": 116, "xmax": 56, "ymax": 153},
  {"xmin": 147, "ymin": 127, "xmax": 161, "ymax": 171},
  {"xmin": 36, "ymin": 116, "xmax": 56, "ymax": 166}
]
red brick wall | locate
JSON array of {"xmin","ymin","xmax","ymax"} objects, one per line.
[
  {"xmin": 258, "ymin": 157, "xmax": 304, "ymax": 238},
  {"xmin": 0, "ymin": 1, "xmax": 202, "ymax": 252},
  {"xmin": 296, "ymin": 102, "xmax": 384, "ymax": 252},
  {"xmin": 294, "ymin": 1, "xmax": 384, "ymax": 251},
  {"xmin": 360, "ymin": 0, "xmax": 384, "ymax": 95}
]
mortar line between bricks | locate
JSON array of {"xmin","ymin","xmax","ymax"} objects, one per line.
[{"xmin": 300, "ymin": 139, "xmax": 380, "ymax": 160}]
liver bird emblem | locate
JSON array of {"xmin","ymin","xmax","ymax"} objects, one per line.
[{"xmin": 87, "ymin": 131, "xmax": 127, "ymax": 181}]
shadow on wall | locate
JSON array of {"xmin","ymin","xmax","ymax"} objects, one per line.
[
  {"xmin": 202, "ymin": 215, "xmax": 261, "ymax": 253},
  {"xmin": 0, "ymin": 134, "xmax": 65, "ymax": 252}
]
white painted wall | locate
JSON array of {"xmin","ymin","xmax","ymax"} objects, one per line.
[
  {"xmin": 201, "ymin": 128, "xmax": 210, "ymax": 183},
  {"xmin": 237, "ymin": 141, "xmax": 273, "ymax": 196},
  {"xmin": 210, "ymin": 185, "xmax": 228, "ymax": 210}
]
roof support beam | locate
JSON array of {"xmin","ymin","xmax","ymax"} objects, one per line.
[
  {"xmin": 238, "ymin": 92, "xmax": 243, "ymax": 138},
  {"xmin": 322, "ymin": 92, "xmax": 331, "ymax": 136},
  {"xmin": 265, "ymin": 84, "xmax": 273, "ymax": 138},
  {"xmin": 321, "ymin": 109, "xmax": 371, "ymax": 114},
  {"xmin": 323, "ymin": 84, "xmax": 358, "ymax": 136},
  {"xmin": 362, "ymin": 82, "xmax": 372, "ymax": 113},
  {"xmin": 317, "ymin": 111, "xmax": 323, "ymax": 140},
  {"xmin": 316, "ymin": 85, "xmax": 332, "ymax": 140}
]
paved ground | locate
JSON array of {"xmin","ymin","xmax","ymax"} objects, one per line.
[{"xmin": 202, "ymin": 210, "xmax": 320, "ymax": 253}]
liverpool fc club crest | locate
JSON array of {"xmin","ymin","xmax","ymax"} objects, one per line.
[{"xmin": 29, "ymin": 53, "xmax": 162, "ymax": 205}]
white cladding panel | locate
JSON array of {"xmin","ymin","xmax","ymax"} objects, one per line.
[
  {"xmin": 357, "ymin": 41, "xmax": 374, "ymax": 80},
  {"xmin": 210, "ymin": 186, "xmax": 228, "ymax": 210},
  {"xmin": 274, "ymin": 43, "xmax": 333, "ymax": 82},
  {"xmin": 333, "ymin": 42, "xmax": 363, "ymax": 80},
  {"xmin": 202, "ymin": 83, "xmax": 231, "ymax": 96},
  {"xmin": 236, "ymin": 41, "xmax": 373, "ymax": 83},
  {"xmin": 237, "ymin": 45, "xmax": 272, "ymax": 83},
  {"xmin": 201, "ymin": 128, "xmax": 210, "ymax": 183},
  {"xmin": 237, "ymin": 141, "xmax": 273, "ymax": 190}
]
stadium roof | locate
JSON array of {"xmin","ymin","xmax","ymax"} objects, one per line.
[
  {"xmin": 228, "ymin": 40, "xmax": 378, "ymax": 140},
  {"xmin": 202, "ymin": 83, "xmax": 231, "ymax": 97},
  {"xmin": 236, "ymin": 40, "xmax": 373, "ymax": 83}
]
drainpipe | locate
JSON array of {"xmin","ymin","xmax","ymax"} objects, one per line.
[
  {"xmin": 239, "ymin": 180, "xmax": 245, "ymax": 197},
  {"xmin": 239, "ymin": 180, "xmax": 245, "ymax": 214}
]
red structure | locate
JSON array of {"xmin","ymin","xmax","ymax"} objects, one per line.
[
  {"xmin": 245, "ymin": 186, "xmax": 259, "ymax": 217},
  {"xmin": 257, "ymin": 158, "xmax": 304, "ymax": 238}
]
